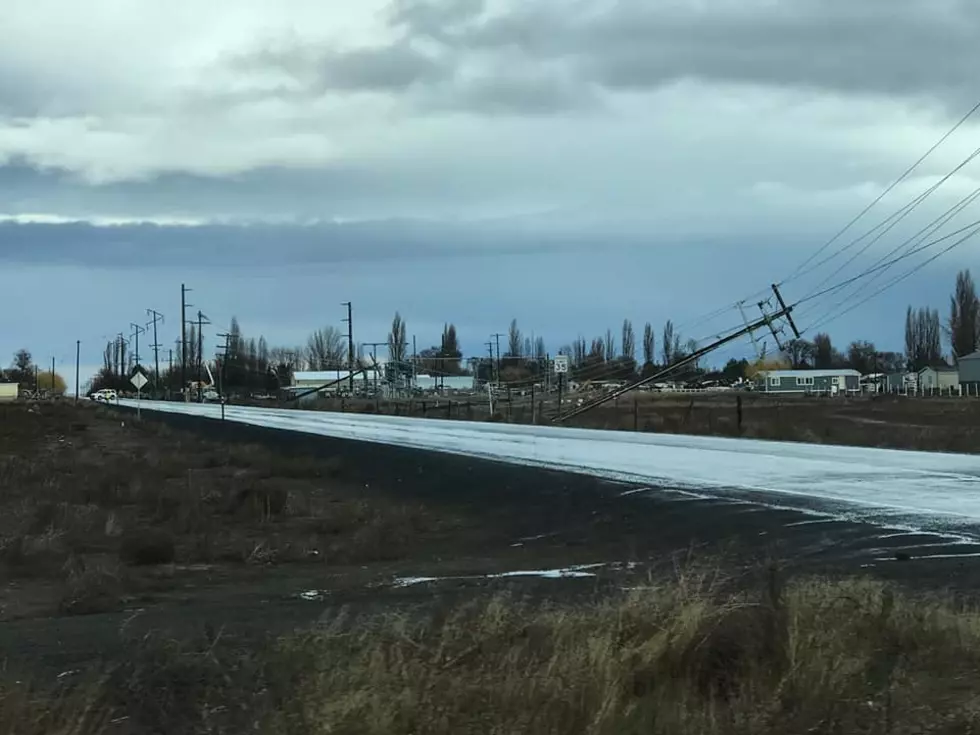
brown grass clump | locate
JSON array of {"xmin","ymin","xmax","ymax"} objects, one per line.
[{"xmin": 5, "ymin": 572, "xmax": 980, "ymax": 734}]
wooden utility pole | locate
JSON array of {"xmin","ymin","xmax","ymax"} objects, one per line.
[
  {"xmin": 75, "ymin": 340, "xmax": 80, "ymax": 402},
  {"xmin": 196, "ymin": 310, "xmax": 211, "ymax": 400},
  {"xmin": 216, "ymin": 332, "xmax": 230, "ymax": 420},
  {"xmin": 491, "ymin": 333, "xmax": 504, "ymax": 383},
  {"xmin": 180, "ymin": 284, "xmax": 192, "ymax": 398},
  {"xmin": 342, "ymin": 302, "xmax": 354, "ymax": 394},
  {"xmin": 146, "ymin": 309, "xmax": 164, "ymax": 391},
  {"xmin": 130, "ymin": 322, "xmax": 145, "ymax": 371}
]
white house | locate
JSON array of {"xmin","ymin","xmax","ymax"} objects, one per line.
[
  {"xmin": 917, "ymin": 365, "xmax": 959, "ymax": 391},
  {"xmin": 0, "ymin": 383, "xmax": 17, "ymax": 403}
]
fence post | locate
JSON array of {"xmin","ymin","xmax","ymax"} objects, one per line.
[
  {"xmin": 422, "ymin": 400, "xmax": 427, "ymax": 416},
  {"xmin": 633, "ymin": 395, "xmax": 639, "ymax": 431},
  {"xmin": 531, "ymin": 384, "xmax": 536, "ymax": 424},
  {"xmin": 736, "ymin": 395, "xmax": 743, "ymax": 434}
]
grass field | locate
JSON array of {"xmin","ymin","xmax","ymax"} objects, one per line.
[{"xmin": 4, "ymin": 401, "xmax": 980, "ymax": 732}]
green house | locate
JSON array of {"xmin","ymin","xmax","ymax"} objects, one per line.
[{"xmin": 757, "ymin": 369, "xmax": 862, "ymax": 396}]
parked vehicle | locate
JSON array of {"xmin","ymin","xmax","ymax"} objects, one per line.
[{"xmin": 90, "ymin": 389, "xmax": 118, "ymax": 403}]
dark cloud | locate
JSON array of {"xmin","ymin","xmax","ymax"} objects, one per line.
[
  {"xmin": 0, "ymin": 219, "xmax": 642, "ymax": 269},
  {"xmin": 237, "ymin": 41, "xmax": 450, "ymax": 93},
  {"xmin": 381, "ymin": 0, "xmax": 980, "ymax": 109}
]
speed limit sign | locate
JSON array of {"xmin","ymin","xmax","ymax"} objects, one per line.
[{"xmin": 553, "ymin": 355, "xmax": 569, "ymax": 374}]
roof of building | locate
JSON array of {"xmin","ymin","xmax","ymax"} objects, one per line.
[
  {"xmin": 918, "ymin": 365, "xmax": 957, "ymax": 373},
  {"xmin": 759, "ymin": 369, "xmax": 861, "ymax": 379},
  {"xmin": 958, "ymin": 351, "xmax": 980, "ymax": 361}
]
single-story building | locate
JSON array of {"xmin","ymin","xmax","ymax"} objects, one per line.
[
  {"xmin": 0, "ymin": 383, "xmax": 18, "ymax": 403},
  {"xmin": 885, "ymin": 372, "xmax": 917, "ymax": 392},
  {"xmin": 958, "ymin": 351, "xmax": 980, "ymax": 390},
  {"xmin": 756, "ymin": 369, "xmax": 861, "ymax": 395},
  {"xmin": 918, "ymin": 365, "xmax": 959, "ymax": 391}
]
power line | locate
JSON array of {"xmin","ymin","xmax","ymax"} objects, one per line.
[
  {"xmin": 780, "ymin": 97, "xmax": 980, "ymax": 285},
  {"xmin": 799, "ymin": 144, "xmax": 980, "ymax": 300},
  {"xmin": 803, "ymin": 220, "xmax": 980, "ymax": 334},
  {"xmin": 793, "ymin": 214, "xmax": 980, "ymax": 328}
]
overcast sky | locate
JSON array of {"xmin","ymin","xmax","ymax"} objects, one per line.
[{"xmin": 3, "ymin": 0, "xmax": 980, "ymax": 387}]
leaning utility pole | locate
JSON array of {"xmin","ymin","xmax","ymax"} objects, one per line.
[
  {"xmin": 341, "ymin": 301, "xmax": 354, "ymax": 394},
  {"xmin": 146, "ymin": 309, "xmax": 164, "ymax": 390},
  {"xmin": 554, "ymin": 284, "xmax": 801, "ymax": 423}
]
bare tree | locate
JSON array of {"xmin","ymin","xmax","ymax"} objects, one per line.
[
  {"xmin": 604, "ymin": 329, "xmax": 615, "ymax": 363},
  {"xmin": 387, "ymin": 312, "xmax": 408, "ymax": 365},
  {"xmin": 507, "ymin": 319, "xmax": 523, "ymax": 358},
  {"xmin": 642, "ymin": 323, "xmax": 655, "ymax": 367},
  {"xmin": 590, "ymin": 337, "xmax": 605, "ymax": 363},
  {"xmin": 949, "ymin": 269, "xmax": 980, "ymax": 360},
  {"xmin": 905, "ymin": 306, "xmax": 942, "ymax": 371},
  {"xmin": 306, "ymin": 326, "xmax": 345, "ymax": 370},
  {"xmin": 661, "ymin": 320, "xmax": 680, "ymax": 366},
  {"xmin": 783, "ymin": 339, "xmax": 814, "ymax": 369},
  {"xmin": 812, "ymin": 332, "xmax": 835, "ymax": 369},
  {"xmin": 621, "ymin": 319, "xmax": 635, "ymax": 361},
  {"xmin": 847, "ymin": 340, "xmax": 877, "ymax": 374},
  {"xmin": 534, "ymin": 336, "xmax": 546, "ymax": 361},
  {"xmin": 573, "ymin": 337, "xmax": 587, "ymax": 366}
]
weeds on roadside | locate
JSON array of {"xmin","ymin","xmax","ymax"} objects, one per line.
[{"xmin": 4, "ymin": 570, "xmax": 980, "ymax": 734}]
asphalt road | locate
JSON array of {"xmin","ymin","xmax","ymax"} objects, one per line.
[{"xmin": 118, "ymin": 399, "xmax": 980, "ymax": 554}]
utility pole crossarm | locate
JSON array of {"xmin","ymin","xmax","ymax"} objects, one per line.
[{"xmin": 771, "ymin": 283, "xmax": 801, "ymax": 339}]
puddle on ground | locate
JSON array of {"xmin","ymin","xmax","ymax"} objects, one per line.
[{"xmin": 295, "ymin": 562, "xmax": 640, "ymax": 600}]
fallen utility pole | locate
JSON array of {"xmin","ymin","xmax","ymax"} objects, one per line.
[{"xmin": 553, "ymin": 289, "xmax": 798, "ymax": 424}]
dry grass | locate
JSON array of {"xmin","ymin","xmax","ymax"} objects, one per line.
[
  {"xmin": 3, "ymin": 569, "xmax": 980, "ymax": 734},
  {"xmin": 0, "ymin": 404, "xmax": 459, "ymax": 618}
]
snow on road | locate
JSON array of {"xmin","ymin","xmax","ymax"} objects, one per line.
[{"xmin": 118, "ymin": 400, "xmax": 980, "ymax": 539}]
